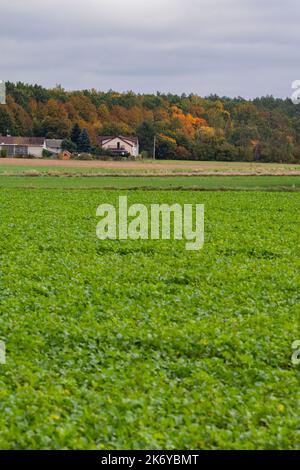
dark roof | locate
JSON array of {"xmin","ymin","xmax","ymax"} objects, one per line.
[
  {"xmin": 98, "ymin": 136, "xmax": 139, "ymax": 146},
  {"xmin": 45, "ymin": 139, "xmax": 63, "ymax": 147},
  {"xmin": 0, "ymin": 136, "xmax": 45, "ymax": 146}
]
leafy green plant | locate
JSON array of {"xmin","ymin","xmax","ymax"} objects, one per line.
[{"xmin": 0, "ymin": 189, "xmax": 299, "ymax": 449}]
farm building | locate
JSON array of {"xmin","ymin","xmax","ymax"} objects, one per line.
[
  {"xmin": 0, "ymin": 137, "xmax": 62, "ymax": 158},
  {"xmin": 45, "ymin": 139, "xmax": 63, "ymax": 154},
  {"xmin": 98, "ymin": 136, "xmax": 139, "ymax": 157}
]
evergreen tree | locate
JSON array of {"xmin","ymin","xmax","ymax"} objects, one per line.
[
  {"xmin": 77, "ymin": 129, "xmax": 91, "ymax": 153},
  {"xmin": 70, "ymin": 123, "xmax": 81, "ymax": 146},
  {"xmin": 137, "ymin": 121, "xmax": 155, "ymax": 153},
  {"xmin": 0, "ymin": 107, "xmax": 16, "ymax": 135},
  {"xmin": 62, "ymin": 138, "xmax": 77, "ymax": 153}
]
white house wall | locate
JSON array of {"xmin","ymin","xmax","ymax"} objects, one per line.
[
  {"xmin": 102, "ymin": 138, "xmax": 131, "ymax": 153},
  {"xmin": 28, "ymin": 146, "xmax": 44, "ymax": 158}
]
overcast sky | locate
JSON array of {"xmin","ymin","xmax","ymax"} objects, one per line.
[{"xmin": 1, "ymin": 0, "xmax": 299, "ymax": 97}]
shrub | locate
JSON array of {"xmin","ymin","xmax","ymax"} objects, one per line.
[
  {"xmin": 74, "ymin": 153, "xmax": 95, "ymax": 161},
  {"xmin": 42, "ymin": 149, "xmax": 53, "ymax": 159}
]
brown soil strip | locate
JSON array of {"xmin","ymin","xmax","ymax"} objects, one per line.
[{"xmin": 0, "ymin": 158, "xmax": 299, "ymax": 172}]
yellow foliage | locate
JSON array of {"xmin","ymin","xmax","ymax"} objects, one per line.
[{"xmin": 158, "ymin": 133, "xmax": 177, "ymax": 144}]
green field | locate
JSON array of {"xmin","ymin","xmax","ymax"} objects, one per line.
[
  {"xmin": 0, "ymin": 185, "xmax": 299, "ymax": 449},
  {"xmin": 0, "ymin": 175, "xmax": 300, "ymax": 191}
]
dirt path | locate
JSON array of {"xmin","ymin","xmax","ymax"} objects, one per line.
[{"xmin": 0, "ymin": 158, "xmax": 300, "ymax": 175}]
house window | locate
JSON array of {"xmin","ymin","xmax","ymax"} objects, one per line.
[
  {"xmin": 117, "ymin": 142, "xmax": 121, "ymax": 149},
  {"xmin": 14, "ymin": 145, "xmax": 28, "ymax": 156}
]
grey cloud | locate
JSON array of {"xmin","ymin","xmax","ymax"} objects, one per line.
[{"xmin": 1, "ymin": 0, "xmax": 300, "ymax": 97}]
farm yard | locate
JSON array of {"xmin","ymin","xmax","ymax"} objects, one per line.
[{"xmin": 0, "ymin": 161, "xmax": 299, "ymax": 449}]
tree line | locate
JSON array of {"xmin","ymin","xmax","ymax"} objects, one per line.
[{"xmin": 1, "ymin": 81, "xmax": 300, "ymax": 162}]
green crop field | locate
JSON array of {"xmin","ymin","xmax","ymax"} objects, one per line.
[
  {"xmin": 0, "ymin": 175, "xmax": 300, "ymax": 191},
  {"xmin": 0, "ymin": 184, "xmax": 299, "ymax": 449}
]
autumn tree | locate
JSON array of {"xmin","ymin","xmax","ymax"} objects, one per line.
[
  {"xmin": 156, "ymin": 134, "xmax": 177, "ymax": 160},
  {"xmin": 2, "ymin": 81, "xmax": 300, "ymax": 163},
  {"xmin": 41, "ymin": 99, "xmax": 70, "ymax": 138}
]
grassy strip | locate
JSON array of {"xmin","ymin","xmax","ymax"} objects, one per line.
[{"xmin": 0, "ymin": 175, "xmax": 299, "ymax": 190}]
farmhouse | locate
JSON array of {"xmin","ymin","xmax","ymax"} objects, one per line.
[
  {"xmin": 45, "ymin": 139, "xmax": 63, "ymax": 154},
  {"xmin": 98, "ymin": 136, "xmax": 139, "ymax": 157},
  {"xmin": 0, "ymin": 136, "xmax": 62, "ymax": 158},
  {"xmin": 0, "ymin": 136, "xmax": 45, "ymax": 158}
]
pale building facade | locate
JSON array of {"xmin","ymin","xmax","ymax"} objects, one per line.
[
  {"xmin": 0, "ymin": 137, "xmax": 62, "ymax": 158},
  {"xmin": 98, "ymin": 136, "xmax": 139, "ymax": 157}
]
